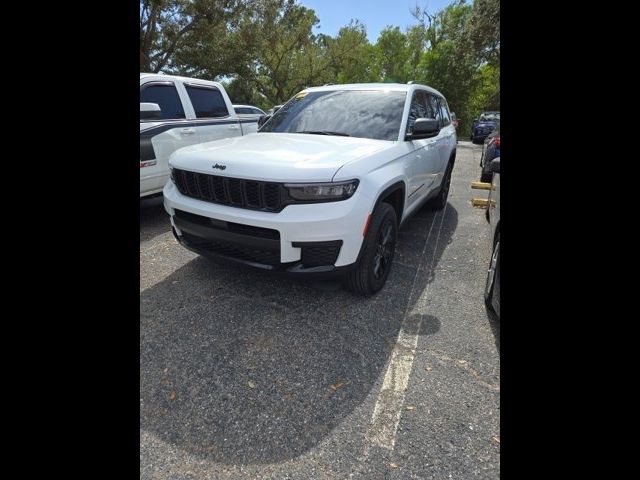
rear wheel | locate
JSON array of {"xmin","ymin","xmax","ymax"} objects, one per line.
[
  {"xmin": 344, "ymin": 203, "xmax": 398, "ymax": 295},
  {"xmin": 428, "ymin": 162, "xmax": 453, "ymax": 211}
]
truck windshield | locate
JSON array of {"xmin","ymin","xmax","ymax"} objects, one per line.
[{"xmin": 259, "ymin": 90, "xmax": 407, "ymax": 141}]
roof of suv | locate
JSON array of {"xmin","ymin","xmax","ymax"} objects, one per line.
[{"xmin": 303, "ymin": 82, "xmax": 445, "ymax": 98}]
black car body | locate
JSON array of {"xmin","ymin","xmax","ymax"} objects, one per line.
[
  {"xmin": 479, "ymin": 122, "xmax": 500, "ymax": 182},
  {"xmin": 484, "ymin": 157, "xmax": 500, "ymax": 319},
  {"xmin": 471, "ymin": 111, "xmax": 500, "ymax": 144}
]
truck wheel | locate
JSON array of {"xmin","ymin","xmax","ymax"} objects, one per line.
[
  {"xmin": 484, "ymin": 231, "xmax": 500, "ymax": 312},
  {"xmin": 345, "ymin": 203, "xmax": 398, "ymax": 295}
]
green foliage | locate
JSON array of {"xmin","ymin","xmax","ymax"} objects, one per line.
[
  {"xmin": 322, "ymin": 21, "xmax": 378, "ymax": 84},
  {"xmin": 140, "ymin": 0, "xmax": 500, "ymax": 119},
  {"xmin": 464, "ymin": 0, "xmax": 500, "ymax": 67},
  {"xmin": 373, "ymin": 27, "xmax": 410, "ymax": 83}
]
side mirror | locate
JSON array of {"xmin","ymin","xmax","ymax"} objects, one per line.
[
  {"xmin": 406, "ymin": 118, "xmax": 440, "ymax": 140},
  {"xmin": 489, "ymin": 157, "xmax": 500, "ymax": 174},
  {"xmin": 257, "ymin": 114, "xmax": 271, "ymax": 128},
  {"xmin": 140, "ymin": 103, "xmax": 161, "ymax": 120}
]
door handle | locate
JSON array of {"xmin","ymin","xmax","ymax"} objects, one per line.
[
  {"xmin": 181, "ymin": 128, "xmax": 196, "ymax": 135},
  {"xmin": 228, "ymin": 125, "xmax": 240, "ymax": 130}
]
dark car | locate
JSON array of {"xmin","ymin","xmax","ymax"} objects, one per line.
[
  {"xmin": 471, "ymin": 111, "xmax": 500, "ymax": 144},
  {"xmin": 257, "ymin": 104, "xmax": 284, "ymax": 128},
  {"xmin": 484, "ymin": 157, "xmax": 500, "ymax": 319},
  {"xmin": 479, "ymin": 122, "xmax": 500, "ymax": 182}
]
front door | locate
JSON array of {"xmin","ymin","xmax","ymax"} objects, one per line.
[{"xmin": 404, "ymin": 90, "xmax": 441, "ymax": 210}]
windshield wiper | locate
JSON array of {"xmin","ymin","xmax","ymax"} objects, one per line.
[{"xmin": 295, "ymin": 130, "xmax": 351, "ymax": 137}]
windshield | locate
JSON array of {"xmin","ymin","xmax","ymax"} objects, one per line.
[
  {"xmin": 259, "ymin": 90, "xmax": 407, "ymax": 141},
  {"xmin": 479, "ymin": 112, "xmax": 500, "ymax": 122}
]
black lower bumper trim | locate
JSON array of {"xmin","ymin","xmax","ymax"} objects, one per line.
[
  {"xmin": 174, "ymin": 215, "xmax": 280, "ymax": 250},
  {"xmin": 172, "ymin": 227, "xmax": 355, "ymax": 277}
]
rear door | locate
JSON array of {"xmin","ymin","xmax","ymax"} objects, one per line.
[
  {"xmin": 140, "ymin": 80, "xmax": 200, "ymax": 196},
  {"xmin": 182, "ymin": 83, "xmax": 243, "ymax": 144}
]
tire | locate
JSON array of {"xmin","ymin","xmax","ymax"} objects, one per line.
[
  {"xmin": 428, "ymin": 162, "xmax": 453, "ymax": 211},
  {"xmin": 484, "ymin": 231, "xmax": 500, "ymax": 312},
  {"xmin": 344, "ymin": 203, "xmax": 398, "ymax": 295},
  {"xmin": 480, "ymin": 171, "xmax": 493, "ymax": 183}
]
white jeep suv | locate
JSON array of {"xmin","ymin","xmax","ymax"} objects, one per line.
[{"xmin": 163, "ymin": 83, "xmax": 456, "ymax": 294}]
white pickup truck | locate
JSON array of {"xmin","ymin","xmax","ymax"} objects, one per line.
[
  {"xmin": 140, "ymin": 73, "xmax": 258, "ymax": 197},
  {"xmin": 163, "ymin": 83, "xmax": 456, "ymax": 294}
]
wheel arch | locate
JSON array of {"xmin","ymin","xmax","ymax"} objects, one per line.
[{"xmin": 374, "ymin": 181, "xmax": 406, "ymax": 223}]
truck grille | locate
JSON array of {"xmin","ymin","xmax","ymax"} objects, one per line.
[{"xmin": 173, "ymin": 168, "xmax": 283, "ymax": 212}]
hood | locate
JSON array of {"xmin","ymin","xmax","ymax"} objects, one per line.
[
  {"xmin": 169, "ymin": 132, "xmax": 396, "ymax": 182},
  {"xmin": 477, "ymin": 121, "xmax": 497, "ymax": 128}
]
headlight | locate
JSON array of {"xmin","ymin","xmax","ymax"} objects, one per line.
[{"xmin": 285, "ymin": 180, "xmax": 359, "ymax": 202}]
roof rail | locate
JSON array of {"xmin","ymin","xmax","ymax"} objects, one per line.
[{"xmin": 407, "ymin": 81, "xmax": 414, "ymax": 84}]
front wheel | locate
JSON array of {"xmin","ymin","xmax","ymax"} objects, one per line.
[{"xmin": 344, "ymin": 203, "xmax": 398, "ymax": 295}]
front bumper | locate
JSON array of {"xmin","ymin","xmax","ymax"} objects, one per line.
[{"xmin": 163, "ymin": 180, "xmax": 373, "ymax": 272}]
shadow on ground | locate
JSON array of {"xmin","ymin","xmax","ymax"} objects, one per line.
[
  {"xmin": 486, "ymin": 309, "xmax": 500, "ymax": 353},
  {"xmin": 140, "ymin": 203, "xmax": 458, "ymax": 465},
  {"xmin": 140, "ymin": 195, "xmax": 170, "ymax": 243}
]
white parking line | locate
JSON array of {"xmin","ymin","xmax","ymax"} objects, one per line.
[{"xmin": 354, "ymin": 201, "xmax": 449, "ymax": 473}]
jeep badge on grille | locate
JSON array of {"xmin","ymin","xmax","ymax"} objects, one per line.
[{"xmin": 213, "ymin": 163, "xmax": 226, "ymax": 170}]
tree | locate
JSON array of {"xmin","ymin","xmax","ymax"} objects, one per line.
[
  {"xmin": 322, "ymin": 21, "xmax": 378, "ymax": 83},
  {"xmin": 140, "ymin": 0, "xmax": 250, "ymax": 74},
  {"xmin": 464, "ymin": 0, "xmax": 500, "ymax": 66},
  {"xmin": 237, "ymin": 0, "xmax": 322, "ymax": 104},
  {"xmin": 373, "ymin": 27, "xmax": 409, "ymax": 83},
  {"xmin": 139, "ymin": 0, "xmax": 500, "ymax": 132}
]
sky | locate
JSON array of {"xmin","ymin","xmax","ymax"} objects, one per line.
[{"xmin": 298, "ymin": 0, "xmax": 454, "ymax": 43}]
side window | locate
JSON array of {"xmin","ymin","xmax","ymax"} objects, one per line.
[
  {"xmin": 426, "ymin": 94, "xmax": 441, "ymax": 124},
  {"xmin": 140, "ymin": 83, "xmax": 185, "ymax": 120},
  {"xmin": 185, "ymin": 85, "xmax": 230, "ymax": 118},
  {"xmin": 406, "ymin": 91, "xmax": 429, "ymax": 133},
  {"xmin": 235, "ymin": 107, "xmax": 252, "ymax": 114},
  {"xmin": 438, "ymin": 98, "xmax": 451, "ymax": 127},
  {"xmin": 251, "ymin": 108, "xmax": 264, "ymax": 115}
]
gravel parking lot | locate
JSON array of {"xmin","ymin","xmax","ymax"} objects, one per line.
[{"xmin": 140, "ymin": 141, "xmax": 499, "ymax": 479}]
